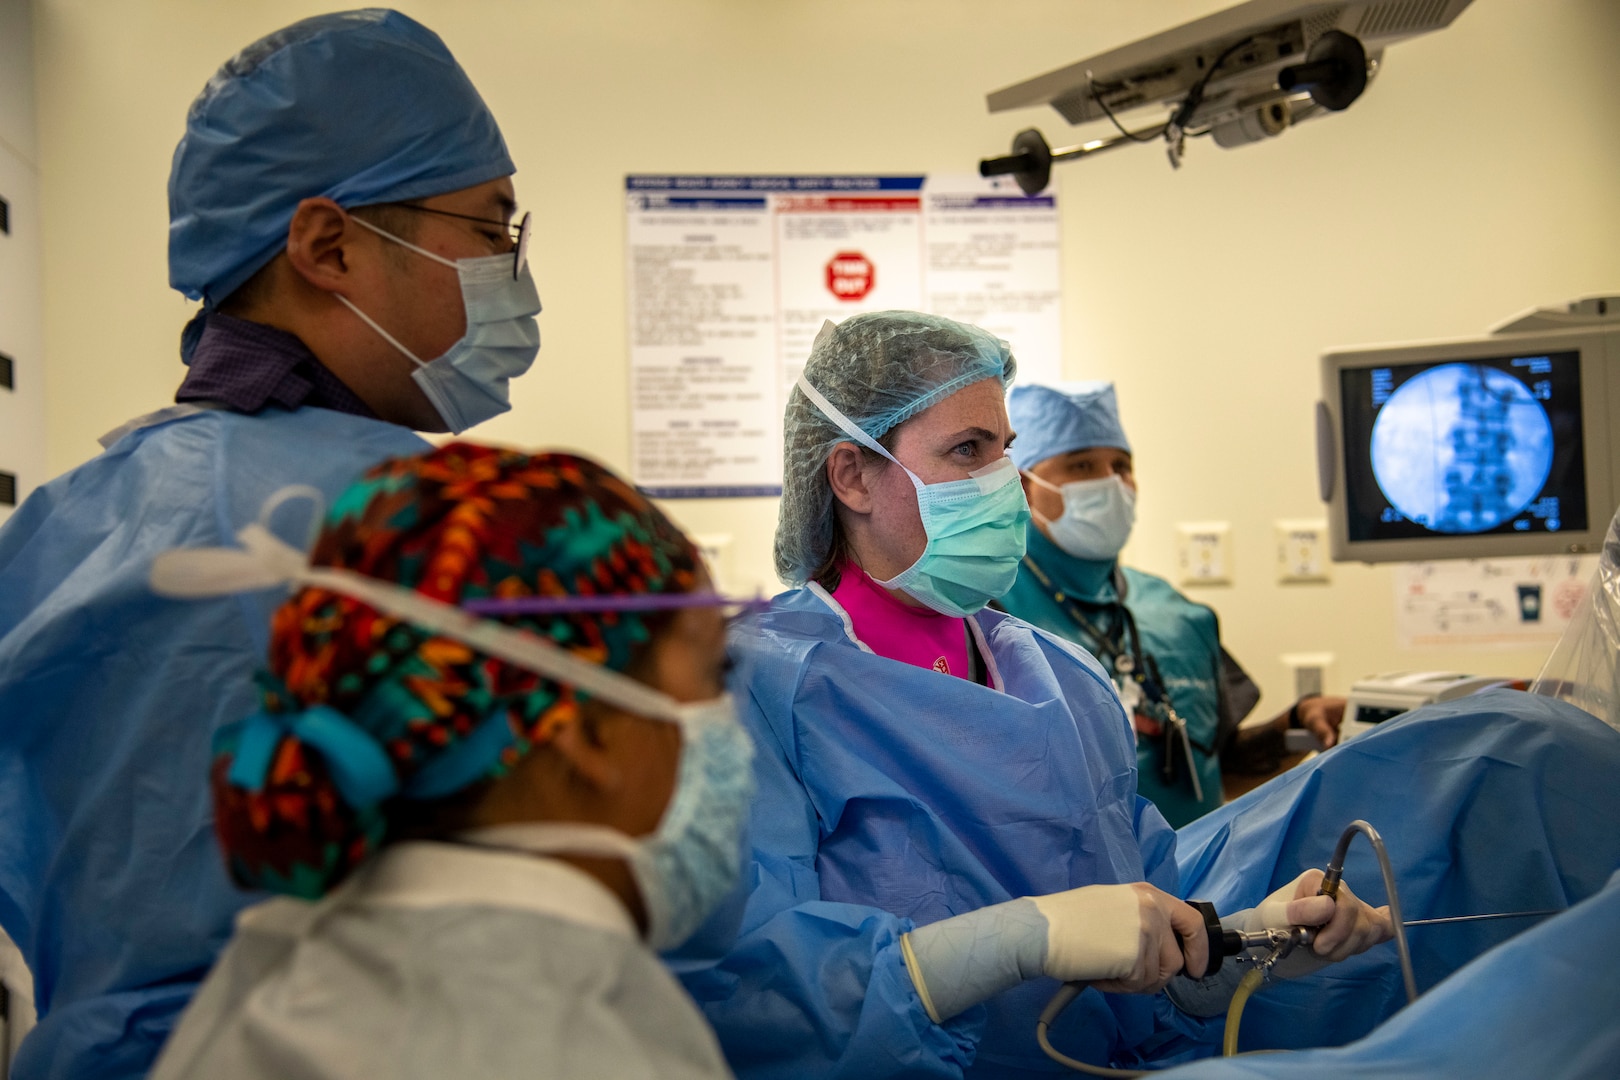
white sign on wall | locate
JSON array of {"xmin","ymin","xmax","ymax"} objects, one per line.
[
  {"xmin": 625, "ymin": 174, "xmax": 1061, "ymax": 497},
  {"xmin": 1394, "ymin": 555, "xmax": 1598, "ymax": 649}
]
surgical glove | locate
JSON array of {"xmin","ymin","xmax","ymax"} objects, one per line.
[
  {"xmin": 900, "ymin": 882, "xmax": 1208, "ymax": 1023},
  {"xmin": 1171, "ymin": 869, "xmax": 1395, "ymax": 1016},
  {"xmin": 1221, "ymin": 869, "xmax": 1391, "ymax": 977},
  {"xmin": 1278, "ymin": 867, "xmax": 1393, "ymax": 962}
]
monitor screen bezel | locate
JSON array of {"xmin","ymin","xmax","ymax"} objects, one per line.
[{"xmin": 1321, "ymin": 327, "xmax": 1615, "ymax": 564}]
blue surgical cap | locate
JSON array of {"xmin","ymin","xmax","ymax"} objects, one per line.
[
  {"xmin": 1007, "ymin": 381, "xmax": 1132, "ymax": 471},
  {"xmin": 169, "ymin": 9, "xmax": 514, "ymax": 307},
  {"xmin": 776, "ymin": 311, "xmax": 1016, "ymax": 585}
]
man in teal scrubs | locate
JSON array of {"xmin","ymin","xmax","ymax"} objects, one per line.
[{"xmin": 1000, "ymin": 382, "xmax": 1342, "ymax": 826}]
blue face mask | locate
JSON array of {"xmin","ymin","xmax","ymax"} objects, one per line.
[
  {"xmin": 1027, "ymin": 472, "xmax": 1137, "ymax": 561},
  {"xmin": 798, "ymin": 375, "xmax": 1030, "ymax": 618},
  {"xmin": 627, "ymin": 695, "xmax": 756, "ymax": 951},
  {"xmin": 460, "ymin": 694, "xmax": 754, "ymax": 951},
  {"xmin": 339, "ymin": 215, "xmax": 542, "ymax": 434}
]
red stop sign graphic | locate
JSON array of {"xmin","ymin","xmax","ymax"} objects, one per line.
[{"xmin": 825, "ymin": 251, "xmax": 875, "ymax": 302}]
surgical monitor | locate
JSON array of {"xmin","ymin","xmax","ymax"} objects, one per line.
[{"xmin": 1318, "ymin": 323, "xmax": 1619, "ymax": 563}]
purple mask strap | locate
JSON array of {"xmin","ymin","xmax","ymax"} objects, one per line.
[{"xmin": 463, "ymin": 591, "xmax": 768, "ymax": 617}]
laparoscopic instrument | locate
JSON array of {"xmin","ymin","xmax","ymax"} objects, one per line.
[
  {"xmin": 1203, "ymin": 909, "xmax": 1560, "ymax": 965},
  {"xmin": 1036, "ymin": 819, "xmax": 1564, "ymax": 1076}
]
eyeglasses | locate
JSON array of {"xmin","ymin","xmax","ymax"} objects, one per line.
[{"xmin": 388, "ymin": 204, "xmax": 532, "ymax": 279}]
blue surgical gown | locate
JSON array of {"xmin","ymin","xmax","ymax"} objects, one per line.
[
  {"xmin": 682, "ymin": 586, "xmax": 1210, "ymax": 1079},
  {"xmin": 0, "ymin": 406, "xmax": 426, "ymax": 1080},
  {"xmin": 686, "ymin": 585, "xmax": 1620, "ymax": 1078}
]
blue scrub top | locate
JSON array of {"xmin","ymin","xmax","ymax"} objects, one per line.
[{"xmin": 0, "ymin": 406, "xmax": 426, "ymax": 1080}]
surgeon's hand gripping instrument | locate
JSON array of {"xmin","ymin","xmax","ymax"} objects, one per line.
[{"xmin": 1036, "ymin": 818, "xmax": 1564, "ymax": 1075}]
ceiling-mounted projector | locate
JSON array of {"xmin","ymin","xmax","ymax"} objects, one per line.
[{"xmin": 980, "ymin": 0, "xmax": 1474, "ymax": 194}]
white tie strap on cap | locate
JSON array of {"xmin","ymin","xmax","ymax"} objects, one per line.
[{"xmin": 150, "ymin": 518, "xmax": 706, "ymax": 728}]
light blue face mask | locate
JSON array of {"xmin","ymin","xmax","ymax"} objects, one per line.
[
  {"xmin": 626, "ymin": 698, "xmax": 755, "ymax": 951},
  {"xmin": 339, "ymin": 215, "xmax": 542, "ymax": 434},
  {"xmin": 1027, "ymin": 472, "xmax": 1137, "ymax": 561},
  {"xmin": 797, "ymin": 374, "xmax": 1030, "ymax": 618},
  {"xmin": 461, "ymin": 694, "xmax": 755, "ymax": 952}
]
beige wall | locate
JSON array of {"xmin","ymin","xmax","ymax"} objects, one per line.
[
  {"xmin": 30, "ymin": 0, "xmax": 1620, "ymax": 718},
  {"xmin": 1, "ymin": 0, "xmax": 45, "ymax": 526}
]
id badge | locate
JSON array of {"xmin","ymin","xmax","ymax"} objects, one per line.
[{"xmin": 1116, "ymin": 674, "xmax": 1144, "ymax": 714}]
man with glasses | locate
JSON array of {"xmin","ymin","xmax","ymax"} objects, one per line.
[{"xmin": 0, "ymin": 11, "xmax": 534, "ymax": 1080}]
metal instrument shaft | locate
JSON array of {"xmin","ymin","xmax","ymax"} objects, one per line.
[{"xmin": 1402, "ymin": 909, "xmax": 1561, "ymax": 927}]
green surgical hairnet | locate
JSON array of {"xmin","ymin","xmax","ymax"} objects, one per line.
[{"xmin": 774, "ymin": 311, "xmax": 1017, "ymax": 585}]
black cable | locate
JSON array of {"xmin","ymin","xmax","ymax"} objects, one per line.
[
  {"xmin": 1169, "ymin": 35, "xmax": 1256, "ymax": 132},
  {"xmin": 1088, "ymin": 80, "xmax": 1160, "ymax": 143},
  {"xmin": 1089, "ymin": 35, "xmax": 1255, "ymax": 148},
  {"xmin": 1324, "ymin": 820, "xmax": 1419, "ymax": 1004}
]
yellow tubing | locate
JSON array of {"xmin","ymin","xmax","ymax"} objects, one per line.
[{"xmin": 1223, "ymin": 968, "xmax": 1266, "ymax": 1057}]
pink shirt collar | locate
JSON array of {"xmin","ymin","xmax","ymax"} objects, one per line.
[{"xmin": 826, "ymin": 563, "xmax": 977, "ymax": 681}]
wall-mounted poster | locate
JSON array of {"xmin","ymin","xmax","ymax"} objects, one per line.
[
  {"xmin": 1394, "ymin": 555, "xmax": 1598, "ymax": 649},
  {"xmin": 625, "ymin": 174, "xmax": 1060, "ymax": 497}
]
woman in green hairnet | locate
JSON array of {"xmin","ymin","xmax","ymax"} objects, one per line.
[{"xmin": 677, "ymin": 312, "xmax": 1397, "ymax": 1078}]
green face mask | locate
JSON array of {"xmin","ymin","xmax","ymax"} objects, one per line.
[{"xmin": 798, "ymin": 375, "xmax": 1031, "ymax": 617}]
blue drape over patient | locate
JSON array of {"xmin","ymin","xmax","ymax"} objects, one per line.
[
  {"xmin": 1172, "ymin": 688, "xmax": 1620, "ymax": 1053},
  {"xmin": 0, "ymin": 408, "xmax": 425, "ymax": 1080},
  {"xmin": 1156, "ymin": 870, "xmax": 1620, "ymax": 1079},
  {"xmin": 685, "ymin": 580, "xmax": 1620, "ymax": 1079}
]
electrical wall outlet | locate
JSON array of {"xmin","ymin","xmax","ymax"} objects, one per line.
[
  {"xmin": 1275, "ymin": 519, "xmax": 1330, "ymax": 583},
  {"xmin": 1176, "ymin": 522, "xmax": 1232, "ymax": 586},
  {"xmin": 1281, "ymin": 652, "xmax": 1335, "ymax": 698}
]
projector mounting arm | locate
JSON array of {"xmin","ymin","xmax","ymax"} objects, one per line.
[{"xmin": 979, "ymin": 29, "xmax": 1369, "ymax": 195}]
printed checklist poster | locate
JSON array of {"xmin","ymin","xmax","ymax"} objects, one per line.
[{"xmin": 626, "ymin": 175, "xmax": 1060, "ymax": 496}]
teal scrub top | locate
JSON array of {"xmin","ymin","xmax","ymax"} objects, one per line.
[{"xmin": 1000, "ymin": 529, "xmax": 1227, "ymax": 827}]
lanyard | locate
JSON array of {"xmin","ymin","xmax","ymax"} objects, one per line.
[
  {"xmin": 1019, "ymin": 556, "xmax": 1160, "ymax": 703},
  {"xmin": 1020, "ymin": 555, "xmax": 1207, "ymax": 799},
  {"xmin": 963, "ymin": 623, "xmax": 989, "ymax": 687}
]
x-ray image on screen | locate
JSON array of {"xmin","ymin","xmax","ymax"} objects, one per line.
[
  {"xmin": 1370, "ymin": 363, "xmax": 1552, "ymax": 533},
  {"xmin": 1340, "ymin": 350, "xmax": 1588, "ymax": 543}
]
